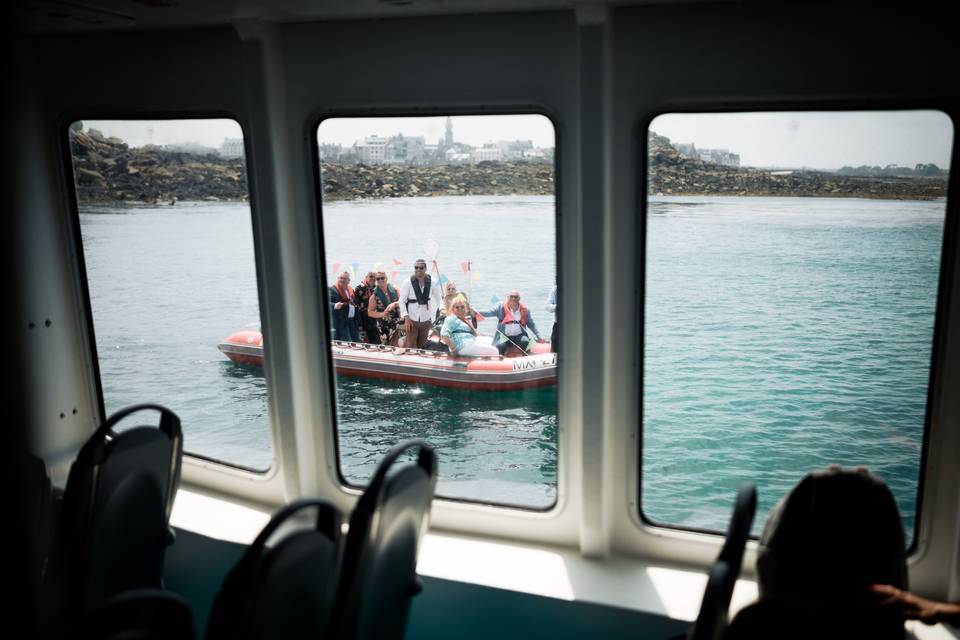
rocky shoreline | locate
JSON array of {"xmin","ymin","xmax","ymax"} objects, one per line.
[
  {"xmin": 319, "ymin": 161, "xmax": 554, "ymax": 200},
  {"xmin": 648, "ymin": 132, "xmax": 947, "ymax": 201},
  {"xmin": 69, "ymin": 127, "xmax": 947, "ymax": 204},
  {"xmin": 70, "ymin": 128, "xmax": 248, "ymax": 204}
]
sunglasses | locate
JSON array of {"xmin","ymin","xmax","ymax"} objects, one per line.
[
  {"xmin": 509, "ymin": 295, "xmax": 520, "ymax": 299},
  {"xmin": 414, "ymin": 266, "xmax": 426, "ymax": 270},
  {"xmin": 376, "ymin": 276, "xmax": 386, "ymax": 281}
]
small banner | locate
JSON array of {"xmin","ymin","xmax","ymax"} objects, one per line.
[
  {"xmin": 461, "ymin": 261, "xmax": 470, "ymax": 274},
  {"xmin": 331, "ymin": 262, "xmax": 341, "ymax": 276}
]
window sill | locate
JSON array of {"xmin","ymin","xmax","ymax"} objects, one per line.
[{"xmin": 170, "ymin": 488, "xmax": 755, "ymax": 622}]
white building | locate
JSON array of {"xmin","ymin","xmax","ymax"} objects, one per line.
[
  {"xmin": 472, "ymin": 144, "xmax": 502, "ymax": 162},
  {"xmin": 385, "ymin": 134, "xmax": 426, "ymax": 164},
  {"xmin": 355, "ymin": 135, "xmax": 388, "ymax": 163},
  {"xmin": 220, "ymin": 138, "xmax": 244, "ymax": 158}
]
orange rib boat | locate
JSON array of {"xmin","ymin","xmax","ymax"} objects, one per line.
[{"xmin": 218, "ymin": 330, "xmax": 556, "ymax": 391}]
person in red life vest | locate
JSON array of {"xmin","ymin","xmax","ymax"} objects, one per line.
[
  {"xmin": 476, "ymin": 289, "xmax": 545, "ymax": 356},
  {"xmin": 398, "ymin": 259, "xmax": 442, "ymax": 349},
  {"xmin": 329, "ymin": 270, "xmax": 360, "ymax": 342}
]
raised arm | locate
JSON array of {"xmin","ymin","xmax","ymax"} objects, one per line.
[{"xmin": 475, "ymin": 303, "xmax": 501, "ymax": 320}]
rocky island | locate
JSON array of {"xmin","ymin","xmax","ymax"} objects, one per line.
[
  {"xmin": 648, "ymin": 131, "xmax": 947, "ymax": 200},
  {"xmin": 68, "ymin": 126, "xmax": 947, "ymax": 204}
]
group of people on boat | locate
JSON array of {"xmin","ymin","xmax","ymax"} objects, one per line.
[{"xmin": 328, "ymin": 259, "xmax": 558, "ymax": 357}]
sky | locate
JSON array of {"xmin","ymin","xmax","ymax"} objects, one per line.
[
  {"xmin": 83, "ymin": 110, "xmax": 953, "ymax": 169},
  {"xmin": 650, "ymin": 110, "xmax": 953, "ymax": 169},
  {"xmin": 317, "ymin": 115, "xmax": 556, "ymax": 148},
  {"xmin": 81, "ymin": 114, "xmax": 557, "ymax": 150}
]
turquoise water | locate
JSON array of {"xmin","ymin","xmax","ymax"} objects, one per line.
[
  {"xmin": 79, "ymin": 196, "xmax": 559, "ymax": 508},
  {"xmin": 79, "ymin": 195, "xmax": 944, "ymax": 529},
  {"xmin": 643, "ymin": 196, "xmax": 944, "ymax": 539}
]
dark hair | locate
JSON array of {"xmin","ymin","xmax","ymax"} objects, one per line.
[{"xmin": 757, "ymin": 466, "xmax": 907, "ymax": 606}]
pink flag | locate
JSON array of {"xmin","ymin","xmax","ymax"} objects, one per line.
[
  {"xmin": 331, "ymin": 262, "xmax": 341, "ymax": 276},
  {"xmin": 393, "ymin": 258, "xmax": 403, "ymax": 265},
  {"xmin": 461, "ymin": 261, "xmax": 469, "ymax": 274}
]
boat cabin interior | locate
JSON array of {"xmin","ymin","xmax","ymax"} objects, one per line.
[{"xmin": 9, "ymin": 0, "xmax": 959, "ymax": 638}]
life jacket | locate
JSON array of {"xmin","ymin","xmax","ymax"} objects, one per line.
[
  {"xmin": 502, "ymin": 303, "xmax": 528, "ymax": 327},
  {"xmin": 335, "ymin": 285, "xmax": 354, "ymax": 303},
  {"xmin": 374, "ymin": 284, "xmax": 398, "ymax": 312},
  {"xmin": 408, "ymin": 274, "xmax": 432, "ymax": 308}
]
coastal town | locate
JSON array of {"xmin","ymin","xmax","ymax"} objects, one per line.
[{"xmin": 67, "ymin": 122, "xmax": 947, "ymax": 204}]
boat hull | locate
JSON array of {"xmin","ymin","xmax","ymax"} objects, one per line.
[{"xmin": 218, "ymin": 330, "xmax": 556, "ymax": 391}]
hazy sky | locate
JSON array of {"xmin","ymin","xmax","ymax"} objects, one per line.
[
  {"xmin": 84, "ymin": 110, "xmax": 952, "ymax": 169},
  {"xmin": 82, "ymin": 114, "xmax": 557, "ymax": 149},
  {"xmin": 317, "ymin": 115, "xmax": 557, "ymax": 147},
  {"xmin": 651, "ymin": 110, "xmax": 953, "ymax": 169}
]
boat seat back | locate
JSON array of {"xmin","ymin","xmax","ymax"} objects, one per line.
[
  {"xmin": 45, "ymin": 404, "xmax": 183, "ymax": 628},
  {"xmin": 204, "ymin": 499, "xmax": 343, "ymax": 640},
  {"xmin": 23, "ymin": 450, "xmax": 52, "ymax": 587},
  {"xmin": 687, "ymin": 483, "xmax": 757, "ymax": 640},
  {"xmin": 331, "ymin": 440, "xmax": 438, "ymax": 640},
  {"xmin": 78, "ymin": 588, "xmax": 197, "ymax": 640}
]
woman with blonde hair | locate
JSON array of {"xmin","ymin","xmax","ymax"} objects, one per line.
[{"xmin": 440, "ymin": 294, "xmax": 498, "ymax": 356}]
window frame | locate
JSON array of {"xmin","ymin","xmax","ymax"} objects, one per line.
[
  {"xmin": 61, "ymin": 112, "xmax": 281, "ymax": 478},
  {"xmin": 632, "ymin": 104, "xmax": 957, "ymax": 559},
  {"xmin": 310, "ymin": 108, "xmax": 565, "ymax": 513}
]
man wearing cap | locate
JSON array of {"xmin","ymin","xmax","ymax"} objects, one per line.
[
  {"xmin": 398, "ymin": 258, "xmax": 442, "ymax": 349},
  {"xmin": 477, "ymin": 289, "xmax": 544, "ymax": 356}
]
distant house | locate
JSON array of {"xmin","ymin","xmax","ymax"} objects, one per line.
[
  {"xmin": 355, "ymin": 135, "xmax": 388, "ymax": 163},
  {"xmin": 672, "ymin": 141, "xmax": 740, "ymax": 167},
  {"xmin": 319, "ymin": 143, "xmax": 343, "ymax": 162},
  {"xmin": 219, "ymin": 138, "xmax": 245, "ymax": 158},
  {"xmin": 472, "ymin": 144, "xmax": 503, "ymax": 162},
  {"xmin": 445, "ymin": 148, "xmax": 471, "ymax": 163},
  {"xmin": 674, "ymin": 142, "xmax": 698, "ymax": 158},
  {"xmin": 385, "ymin": 134, "xmax": 427, "ymax": 164},
  {"xmin": 498, "ymin": 139, "xmax": 534, "ymax": 160}
]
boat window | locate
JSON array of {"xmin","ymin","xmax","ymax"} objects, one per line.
[
  {"xmin": 67, "ymin": 119, "xmax": 273, "ymax": 471},
  {"xmin": 315, "ymin": 115, "xmax": 558, "ymax": 509},
  {"xmin": 641, "ymin": 110, "xmax": 953, "ymax": 545}
]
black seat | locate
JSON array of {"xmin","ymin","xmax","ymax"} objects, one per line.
[
  {"xmin": 76, "ymin": 588, "xmax": 196, "ymax": 640},
  {"xmin": 23, "ymin": 450, "xmax": 52, "ymax": 607},
  {"xmin": 205, "ymin": 499, "xmax": 343, "ymax": 640},
  {"xmin": 44, "ymin": 404, "xmax": 183, "ymax": 631},
  {"xmin": 687, "ymin": 483, "xmax": 757, "ymax": 640},
  {"xmin": 329, "ymin": 440, "xmax": 438, "ymax": 640}
]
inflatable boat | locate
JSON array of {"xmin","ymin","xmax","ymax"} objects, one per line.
[{"xmin": 218, "ymin": 330, "xmax": 556, "ymax": 391}]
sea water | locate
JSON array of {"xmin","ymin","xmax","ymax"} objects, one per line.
[{"xmin": 79, "ymin": 195, "xmax": 943, "ymax": 532}]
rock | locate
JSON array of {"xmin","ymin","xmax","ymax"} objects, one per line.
[{"xmin": 647, "ymin": 131, "xmax": 946, "ymax": 200}]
